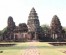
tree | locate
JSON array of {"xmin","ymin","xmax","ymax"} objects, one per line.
[
  {"xmin": 1, "ymin": 27, "xmax": 7, "ymax": 34},
  {"xmin": 41, "ymin": 24, "xmax": 54, "ymax": 42},
  {"xmin": 41, "ymin": 24, "xmax": 50, "ymax": 34}
]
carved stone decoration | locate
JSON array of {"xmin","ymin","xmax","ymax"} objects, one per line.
[
  {"xmin": 3, "ymin": 16, "xmax": 16, "ymax": 41},
  {"xmin": 27, "ymin": 8, "xmax": 40, "ymax": 31},
  {"xmin": 27, "ymin": 7, "xmax": 44, "ymax": 40},
  {"xmin": 50, "ymin": 15, "xmax": 62, "ymax": 39},
  {"xmin": 7, "ymin": 16, "xmax": 16, "ymax": 31}
]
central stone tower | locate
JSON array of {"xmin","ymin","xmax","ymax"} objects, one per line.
[{"xmin": 27, "ymin": 7, "xmax": 41, "ymax": 40}]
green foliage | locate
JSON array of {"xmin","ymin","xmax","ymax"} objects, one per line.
[
  {"xmin": 1, "ymin": 27, "xmax": 7, "ymax": 34},
  {"xmin": 0, "ymin": 31, "xmax": 2, "ymax": 36},
  {"xmin": 41, "ymin": 24, "xmax": 50, "ymax": 33},
  {"xmin": 0, "ymin": 27, "xmax": 7, "ymax": 36},
  {"xmin": 62, "ymin": 27, "xmax": 66, "ymax": 31}
]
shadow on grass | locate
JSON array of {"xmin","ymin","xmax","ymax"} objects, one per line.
[
  {"xmin": 0, "ymin": 46, "xmax": 28, "ymax": 50},
  {"xmin": 35, "ymin": 46, "xmax": 66, "ymax": 49}
]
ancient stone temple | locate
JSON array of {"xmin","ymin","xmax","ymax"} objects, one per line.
[
  {"xmin": 50, "ymin": 15, "xmax": 65, "ymax": 41},
  {"xmin": 13, "ymin": 23, "xmax": 29, "ymax": 41},
  {"xmin": 2, "ymin": 8, "xmax": 66, "ymax": 42},
  {"xmin": 3, "ymin": 16, "xmax": 16, "ymax": 41},
  {"xmin": 27, "ymin": 7, "xmax": 44, "ymax": 41},
  {"xmin": 2, "ymin": 7, "xmax": 44, "ymax": 42}
]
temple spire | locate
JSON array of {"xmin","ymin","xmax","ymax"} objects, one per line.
[
  {"xmin": 50, "ymin": 15, "xmax": 62, "ymax": 34},
  {"xmin": 7, "ymin": 16, "xmax": 16, "ymax": 31},
  {"xmin": 27, "ymin": 7, "xmax": 40, "ymax": 32},
  {"xmin": 28, "ymin": 7, "xmax": 38, "ymax": 19},
  {"xmin": 31, "ymin": 7, "xmax": 36, "ymax": 12}
]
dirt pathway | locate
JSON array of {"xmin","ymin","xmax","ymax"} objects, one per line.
[{"xmin": 22, "ymin": 42, "xmax": 40, "ymax": 55}]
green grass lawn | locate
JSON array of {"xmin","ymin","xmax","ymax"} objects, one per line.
[
  {"xmin": 0, "ymin": 42, "xmax": 66, "ymax": 55},
  {"xmin": 37, "ymin": 42, "xmax": 66, "ymax": 55},
  {"xmin": 0, "ymin": 42, "xmax": 29, "ymax": 55}
]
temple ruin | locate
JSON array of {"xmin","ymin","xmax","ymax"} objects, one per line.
[{"xmin": 1, "ymin": 8, "xmax": 66, "ymax": 42}]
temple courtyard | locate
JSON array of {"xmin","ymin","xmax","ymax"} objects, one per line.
[{"xmin": 0, "ymin": 42, "xmax": 66, "ymax": 55}]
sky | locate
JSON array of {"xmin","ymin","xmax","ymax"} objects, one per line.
[{"xmin": 0, "ymin": 0, "xmax": 66, "ymax": 30}]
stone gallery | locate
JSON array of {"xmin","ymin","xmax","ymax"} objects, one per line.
[{"xmin": 1, "ymin": 8, "xmax": 66, "ymax": 42}]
